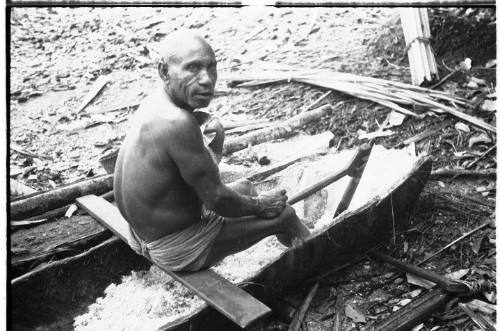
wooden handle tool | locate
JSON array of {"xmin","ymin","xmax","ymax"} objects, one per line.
[{"xmin": 288, "ymin": 143, "xmax": 372, "ymax": 205}]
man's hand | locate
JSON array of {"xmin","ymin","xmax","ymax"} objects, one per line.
[{"xmin": 255, "ymin": 189, "xmax": 288, "ymax": 219}]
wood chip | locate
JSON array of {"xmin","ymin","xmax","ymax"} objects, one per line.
[
  {"xmin": 64, "ymin": 204, "xmax": 79, "ymax": 218},
  {"xmin": 345, "ymin": 303, "xmax": 366, "ymax": 323}
]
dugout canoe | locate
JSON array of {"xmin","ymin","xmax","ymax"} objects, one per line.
[{"xmin": 11, "ymin": 154, "xmax": 432, "ymax": 331}]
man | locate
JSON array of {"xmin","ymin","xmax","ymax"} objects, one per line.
[{"xmin": 114, "ymin": 30, "xmax": 309, "ymax": 272}]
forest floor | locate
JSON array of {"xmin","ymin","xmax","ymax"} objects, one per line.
[{"xmin": 9, "ymin": 7, "xmax": 496, "ymax": 331}]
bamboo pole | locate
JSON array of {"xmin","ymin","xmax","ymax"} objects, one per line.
[
  {"xmin": 414, "ymin": 9, "xmax": 431, "ymax": 82},
  {"xmin": 421, "ymin": 8, "xmax": 438, "ymax": 79},
  {"xmin": 399, "ymin": 9, "xmax": 418, "ymax": 84},
  {"xmin": 400, "ymin": 8, "xmax": 438, "ymax": 86}
]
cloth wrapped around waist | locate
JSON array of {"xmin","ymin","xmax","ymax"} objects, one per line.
[{"xmin": 127, "ymin": 208, "xmax": 224, "ymax": 271}]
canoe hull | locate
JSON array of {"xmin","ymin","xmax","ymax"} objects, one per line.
[{"xmin": 11, "ymin": 158, "xmax": 431, "ymax": 331}]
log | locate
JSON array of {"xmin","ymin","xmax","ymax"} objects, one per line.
[
  {"xmin": 225, "ymin": 122, "xmax": 273, "ymax": 135},
  {"xmin": 372, "ymin": 288, "xmax": 453, "ymax": 331},
  {"xmin": 223, "ymin": 104, "xmax": 333, "ymax": 156},
  {"xmin": 430, "ymin": 168, "xmax": 496, "ymax": 179},
  {"xmin": 10, "ymin": 175, "xmax": 114, "ymax": 221},
  {"xmin": 368, "ymin": 251, "xmax": 470, "ymax": 293},
  {"xmin": 11, "ymin": 190, "xmax": 115, "ymax": 231}
]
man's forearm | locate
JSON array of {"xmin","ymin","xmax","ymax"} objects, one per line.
[{"xmin": 210, "ymin": 184, "xmax": 261, "ymax": 218}]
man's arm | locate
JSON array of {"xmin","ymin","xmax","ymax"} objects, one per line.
[{"xmin": 159, "ymin": 115, "xmax": 286, "ymax": 218}]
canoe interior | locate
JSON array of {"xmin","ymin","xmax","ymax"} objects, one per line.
[
  {"xmin": 11, "ymin": 239, "xmax": 151, "ymax": 330},
  {"xmin": 10, "ymin": 157, "xmax": 431, "ymax": 331}
]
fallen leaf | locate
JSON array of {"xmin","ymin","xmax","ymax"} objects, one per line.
[
  {"xmin": 446, "ymin": 269, "xmax": 469, "ymax": 280},
  {"xmin": 466, "ymin": 80, "xmax": 479, "ymax": 89},
  {"xmin": 308, "ymin": 26, "xmax": 320, "ymax": 35},
  {"xmin": 468, "ymin": 133, "xmax": 492, "ymax": 147},
  {"xmin": 65, "ymin": 204, "xmax": 79, "ymax": 218},
  {"xmin": 471, "ymin": 234, "xmax": 486, "ymax": 254},
  {"xmin": 10, "ymin": 167, "xmax": 22, "ymax": 177},
  {"xmin": 455, "ymin": 122, "xmax": 470, "ymax": 133},
  {"xmin": 459, "ymin": 58, "xmax": 472, "ymax": 71},
  {"xmin": 384, "ymin": 111, "xmax": 406, "ymax": 128},
  {"xmin": 399, "ymin": 298, "xmax": 412, "ymax": 306},
  {"xmin": 411, "ymin": 323, "xmax": 425, "ymax": 331},
  {"xmin": 485, "ymin": 59, "xmax": 496, "ymax": 68},
  {"xmin": 345, "ymin": 303, "xmax": 366, "ymax": 323},
  {"xmin": 407, "ymin": 289, "xmax": 422, "ymax": 298},
  {"xmin": 483, "ymin": 291, "xmax": 496, "ymax": 304},
  {"xmin": 480, "ymin": 100, "xmax": 496, "ymax": 112},
  {"xmin": 470, "ymin": 76, "xmax": 487, "ymax": 86}
]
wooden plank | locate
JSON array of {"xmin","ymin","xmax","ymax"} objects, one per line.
[{"xmin": 76, "ymin": 194, "xmax": 271, "ymax": 329}]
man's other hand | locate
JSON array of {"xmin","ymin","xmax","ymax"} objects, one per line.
[{"xmin": 255, "ymin": 189, "xmax": 288, "ymax": 219}]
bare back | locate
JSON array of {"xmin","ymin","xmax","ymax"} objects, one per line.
[{"xmin": 114, "ymin": 89, "xmax": 214, "ymax": 242}]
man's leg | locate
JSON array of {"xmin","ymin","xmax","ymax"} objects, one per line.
[
  {"xmin": 227, "ymin": 178, "xmax": 301, "ymax": 247},
  {"xmin": 202, "ymin": 205, "xmax": 310, "ymax": 268}
]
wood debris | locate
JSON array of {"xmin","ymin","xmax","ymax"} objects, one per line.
[{"xmin": 222, "ymin": 68, "xmax": 495, "ymax": 132}]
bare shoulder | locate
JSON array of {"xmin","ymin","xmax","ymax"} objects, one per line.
[{"xmin": 138, "ymin": 91, "xmax": 201, "ymax": 146}]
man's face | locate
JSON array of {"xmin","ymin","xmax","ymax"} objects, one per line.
[{"xmin": 163, "ymin": 41, "xmax": 217, "ymax": 110}]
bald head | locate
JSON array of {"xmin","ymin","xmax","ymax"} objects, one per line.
[
  {"xmin": 158, "ymin": 30, "xmax": 214, "ymax": 66},
  {"xmin": 157, "ymin": 30, "xmax": 218, "ymax": 110}
]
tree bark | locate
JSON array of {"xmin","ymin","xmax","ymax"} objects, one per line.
[
  {"xmin": 10, "ymin": 175, "xmax": 114, "ymax": 221},
  {"xmin": 223, "ymin": 104, "xmax": 332, "ymax": 156}
]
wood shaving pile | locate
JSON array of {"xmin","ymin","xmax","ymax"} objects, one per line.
[{"xmin": 74, "ymin": 145, "xmax": 420, "ymax": 330}]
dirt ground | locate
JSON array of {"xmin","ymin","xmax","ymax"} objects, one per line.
[{"xmin": 9, "ymin": 6, "xmax": 496, "ymax": 331}]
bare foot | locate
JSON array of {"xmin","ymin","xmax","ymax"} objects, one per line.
[{"xmin": 276, "ymin": 207, "xmax": 310, "ymax": 247}]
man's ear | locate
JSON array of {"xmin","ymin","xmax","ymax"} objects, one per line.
[{"xmin": 158, "ymin": 62, "xmax": 169, "ymax": 82}]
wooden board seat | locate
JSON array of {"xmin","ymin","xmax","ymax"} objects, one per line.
[{"xmin": 76, "ymin": 194, "xmax": 271, "ymax": 329}]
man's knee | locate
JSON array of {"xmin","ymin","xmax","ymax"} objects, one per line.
[{"xmin": 230, "ymin": 178, "xmax": 257, "ymax": 196}]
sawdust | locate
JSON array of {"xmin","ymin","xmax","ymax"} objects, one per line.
[
  {"xmin": 74, "ymin": 145, "xmax": 420, "ymax": 331},
  {"xmin": 73, "ymin": 267, "xmax": 204, "ymax": 331}
]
